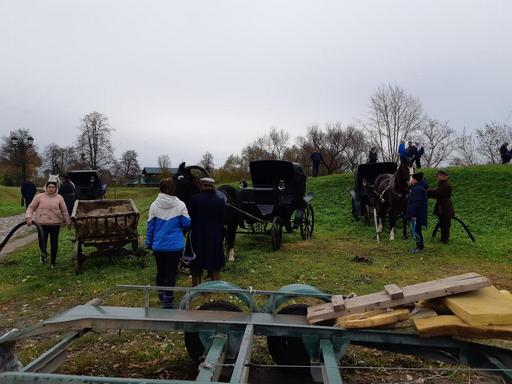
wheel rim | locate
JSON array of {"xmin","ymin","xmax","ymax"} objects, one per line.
[{"xmin": 300, "ymin": 205, "xmax": 314, "ymax": 240}]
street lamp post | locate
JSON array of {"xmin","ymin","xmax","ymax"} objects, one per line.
[{"xmin": 11, "ymin": 133, "xmax": 34, "ymax": 183}]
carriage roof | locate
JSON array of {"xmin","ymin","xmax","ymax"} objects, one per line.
[
  {"xmin": 249, "ymin": 160, "xmax": 306, "ymax": 189},
  {"xmin": 354, "ymin": 162, "xmax": 397, "ymax": 187}
]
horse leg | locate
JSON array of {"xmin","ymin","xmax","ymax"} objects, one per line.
[
  {"xmin": 373, "ymin": 208, "xmax": 380, "ymax": 243},
  {"xmin": 389, "ymin": 214, "xmax": 396, "ymax": 241},
  {"xmin": 225, "ymin": 222, "xmax": 237, "ymax": 262}
]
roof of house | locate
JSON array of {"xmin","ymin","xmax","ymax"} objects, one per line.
[{"xmin": 142, "ymin": 167, "xmax": 179, "ymax": 175}]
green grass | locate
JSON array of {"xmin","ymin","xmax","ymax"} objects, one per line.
[
  {"xmin": 1, "ymin": 164, "xmax": 511, "ymax": 382},
  {"xmin": 0, "ymin": 186, "xmax": 27, "ymax": 216}
]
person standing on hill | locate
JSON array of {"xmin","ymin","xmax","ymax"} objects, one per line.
[
  {"xmin": 21, "ymin": 177, "xmax": 37, "ymax": 207},
  {"xmin": 427, "ymin": 170, "xmax": 454, "ymax": 244},
  {"xmin": 310, "ymin": 149, "xmax": 323, "ymax": 177},
  {"xmin": 414, "ymin": 142, "xmax": 424, "ymax": 168},
  {"xmin": 189, "ymin": 177, "xmax": 225, "ymax": 286},
  {"xmin": 59, "ymin": 174, "xmax": 77, "ymax": 215},
  {"xmin": 368, "ymin": 147, "xmax": 378, "ymax": 164},
  {"xmin": 145, "ymin": 178, "xmax": 190, "ymax": 309},
  {"xmin": 25, "ymin": 180, "xmax": 71, "ymax": 269},
  {"xmin": 500, "ymin": 142, "xmax": 511, "ymax": 164},
  {"xmin": 406, "ymin": 172, "xmax": 428, "ymax": 253}
]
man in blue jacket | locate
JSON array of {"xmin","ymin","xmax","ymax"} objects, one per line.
[
  {"xmin": 406, "ymin": 172, "xmax": 428, "ymax": 253},
  {"xmin": 310, "ymin": 149, "xmax": 323, "ymax": 177},
  {"xmin": 146, "ymin": 178, "xmax": 190, "ymax": 308}
]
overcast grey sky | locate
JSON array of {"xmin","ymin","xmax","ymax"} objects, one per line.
[{"xmin": 1, "ymin": 0, "xmax": 511, "ymax": 167}]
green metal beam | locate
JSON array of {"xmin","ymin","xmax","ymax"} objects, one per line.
[
  {"xmin": 230, "ymin": 324, "xmax": 254, "ymax": 384},
  {"xmin": 320, "ymin": 339, "xmax": 343, "ymax": 384},
  {"xmin": 196, "ymin": 334, "xmax": 226, "ymax": 382}
]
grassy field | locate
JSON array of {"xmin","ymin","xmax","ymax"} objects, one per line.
[
  {"xmin": 0, "ymin": 186, "xmax": 29, "ymax": 216},
  {"xmin": 1, "ymin": 164, "xmax": 511, "ymax": 382}
]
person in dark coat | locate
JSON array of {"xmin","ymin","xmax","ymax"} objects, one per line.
[
  {"xmin": 427, "ymin": 169, "xmax": 454, "ymax": 244},
  {"xmin": 189, "ymin": 177, "xmax": 225, "ymax": 286},
  {"xmin": 59, "ymin": 174, "xmax": 77, "ymax": 215},
  {"xmin": 368, "ymin": 147, "xmax": 378, "ymax": 164},
  {"xmin": 500, "ymin": 142, "xmax": 511, "ymax": 164},
  {"xmin": 414, "ymin": 142, "xmax": 424, "ymax": 169},
  {"xmin": 20, "ymin": 178, "xmax": 37, "ymax": 207},
  {"xmin": 406, "ymin": 172, "xmax": 428, "ymax": 253},
  {"xmin": 310, "ymin": 149, "xmax": 323, "ymax": 177}
]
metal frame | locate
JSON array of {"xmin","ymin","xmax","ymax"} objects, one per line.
[{"xmin": 1, "ymin": 283, "xmax": 511, "ymax": 384}]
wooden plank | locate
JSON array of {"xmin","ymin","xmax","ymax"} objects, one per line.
[
  {"xmin": 443, "ymin": 286, "xmax": 512, "ymax": 326},
  {"xmin": 384, "ymin": 284, "xmax": 404, "ymax": 299},
  {"xmin": 335, "ymin": 308, "xmax": 409, "ymax": 329},
  {"xmin": 307, "ymin": 273, "xmax": 491, "ymax": 324},
  {"xmin": 331, "ymin": 295, "xmax": 345, "ymax": 311},
  {"xmin": 413, "ymin": 315, "xmax": 512, "ymax": 339}
]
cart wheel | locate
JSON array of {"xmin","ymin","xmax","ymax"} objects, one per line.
[
  {"xmin": 271, "ymin": 216, "xmax": 282, "ymax": 251},
  {"xmin": 351, "ymin": 198, "xmax": 359, "ymax": 221},
  {"xmin": 267, "ymin": 304, "xmax": 311, "ymax": 373},
  {"xmin": 184, "ymin": 301, "xmax": 242, "ymax": 364},
  {"xmin": 300, "ymin": 204, "xmax": 314, "ymax": 240},
  {"xmin": 73, "ymin": 241, "xmax": 83, "ymax": 275}
]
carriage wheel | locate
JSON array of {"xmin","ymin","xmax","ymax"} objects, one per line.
[
  {"xmin": 300, "ymin": 204, "xmax": 314, "ymax": 240},
  {"xmin": 184, "ymin": 301, "xmax": 242, "ymax": 364},
  {"xmin": 271, "ymin": 217, "xmax": 283, "ymax": 251},
  {"xmin": 351, "ymin": 198, "xmax": 359, "ymax": 221},
  {"xmin": 73, "ymin": 241, "xmax": 83, "ymax": 275},
  {"xmin": 267, "ymin": 304, "xmax": 311, "ymax": 374}
]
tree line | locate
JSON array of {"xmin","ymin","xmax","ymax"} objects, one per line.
[{"xmin": 1, "ymin": 84, "xmax": 511, "ymax": 186}]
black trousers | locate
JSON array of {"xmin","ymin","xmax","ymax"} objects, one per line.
[
  {"xmin": 439, "ymin": 216, "xmax": 451, "ymax": 243},
  {"xmin": 412, "ymin": 222, "xmax": 424, "ymax": 250},
  {"xmin": 312, "ymin": 162, "xmax": 320, "ymax": 177},
  {"xmin": 154, "ymin": 250, "xmax": 182, "ymax": 306},
  {"xmin": 41, "ymin": 225, "xmax": 60, "ymax": 265}
]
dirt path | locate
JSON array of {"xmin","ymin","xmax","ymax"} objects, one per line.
[{"xmin": 0, "ymin": 214, "xmax": 38, "ymax": 256}]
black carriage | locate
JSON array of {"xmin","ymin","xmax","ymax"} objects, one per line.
[
  {"xmin": 238, "ymin": 160, "xmax": 314, "ymax": 250},
  {"xmin": 350, "ymin": 162, "xmax": 397, "ymax": 225},
  {"xmin": 67, "ymin": 170, "xmax": 104, "ymax": 200}
]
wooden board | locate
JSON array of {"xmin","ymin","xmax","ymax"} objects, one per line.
[
  {"xmin": 307, "ymin": 273, "xmax": 491, "ymax": 324},
  {"xmin": 335, "ymin": 308, "xmax": 409, "ymax": 329},
  {"xmin": 413, "ymin": 315, "xmax": 512, "ymax": 339},
  {"xmin": 442, "ymin": 286, "xmax": 512, "ymax": 326}
]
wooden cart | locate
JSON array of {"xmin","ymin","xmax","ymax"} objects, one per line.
[{"xmin": 71, "ymin": 199, "xmax": 145, "ymax": 274}]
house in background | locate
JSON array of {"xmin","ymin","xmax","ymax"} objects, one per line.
[{"xmin": 127, "ymin": 167, "xmax": 178, "ymax": 186}]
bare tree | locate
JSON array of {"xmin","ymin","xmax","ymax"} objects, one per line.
[
  {"xmin": 157, "ymin": 154, "xmax": 172, "ymax": 178},
  {"xmin": 363, "ymin": 84, "xmax": 425, "ymax": 162},
  {"xmin": 199, "ymin": 151, "xmax": 214, "ymax": 174},
  {"xmin": 76, "ymin": 112, "xmax": 114, "ymax": 170},
  {"xmin": 452, "ymin": 127, "xmax": 478, "ymax": 166},
  {"xmin": 241, "ymin": 127, "xmax": 291, "ymax": 162},
  {"xmin": 115, "ymin": 150, "xmax": 141, "ymax": 181},
  {"xmin": 42, "ymin": 143, "xmax": 77, "ymax": 175},
  {"xmin": 475, "ymin": 121, "xmax": 512, "ymax": 164},
  {"xmin": 417, "ymin": 119, "xmax": 455, "ymax": 167}
]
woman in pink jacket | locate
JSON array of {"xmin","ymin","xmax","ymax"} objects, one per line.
[{"xmin": 26, "ymin": 181, "xmax": 71, "ymax": 269}]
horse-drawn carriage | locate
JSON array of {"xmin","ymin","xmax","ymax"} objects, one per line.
[
  {"xmin": 238, "ymin": 160, "xmax": 314, "ymax": 250},
  {"xmin": 67, "ymin": 170, "xmax": 104, "ymax": 200},
  {"xmin": 350, "ymin": 162, "xmax": 397, "ymax": 225}
]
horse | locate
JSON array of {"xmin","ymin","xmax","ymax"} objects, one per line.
[
  {"xmin": 373, "ymin": 158, "xmax": 414, "ymax": 242},
  {"xmin": 173, "ymin": 163, "xmax": 240, "ymax": 262}
]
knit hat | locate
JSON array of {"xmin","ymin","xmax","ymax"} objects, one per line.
[
  {"xmin": 412, "ymin": 172, "xmax": 424, "ymax": 181},
  {"xmin": 45, "ymin": 181, "xmax": 57, "ymax": 187},
  {"xmin": 436, "ymin": 169, "xmax": 448, "ymax": 176}
]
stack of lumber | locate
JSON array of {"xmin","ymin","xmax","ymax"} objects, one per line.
[{"xmin": 308, "ymin": 273, "xmax": 512, "ymax": 340}]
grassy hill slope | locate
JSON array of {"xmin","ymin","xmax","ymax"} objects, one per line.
[{"xmin": 0, "ymin": 164, "xmax": 511, "ymax": 381}]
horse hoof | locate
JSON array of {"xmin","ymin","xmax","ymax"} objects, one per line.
[{"xmin": 228, "ymin": 249, "xmax": 235, "ymax": 262}]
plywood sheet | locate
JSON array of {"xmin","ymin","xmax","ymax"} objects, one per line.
[
  {"xmin": 443, "ymin": 286, "xmax": 512, "ymax": 326},
  {"xmin": 413, "ymin": 315, "xmax": 512, "ymax": 339}
]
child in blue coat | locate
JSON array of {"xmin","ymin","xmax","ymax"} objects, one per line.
[{"xmin": 407, "ymin": 172, "xmax": 428, "ymax": 253}]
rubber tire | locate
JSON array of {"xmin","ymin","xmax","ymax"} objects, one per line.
[
  {"xmin": 300, "ymin": 204, "xmax": 314, "ymax": 240},
  {"xmin": 184, "ymin": 301, "xmax": 242, "ymax": 364},
  {"xmin": 271, "ymin": 216, "xmax": 282, "ymax": 251},
  {"xmin": 267, "ymin": 304, "xmax": 311, "ymax": 370}
]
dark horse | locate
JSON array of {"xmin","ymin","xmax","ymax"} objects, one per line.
[
  {"xmin": 373, "ymin": 159, "xmax": 414, "ymax": 242},
  {"xmin": 173, "ymin": 163, "xmax": 240, "ymax": 261}
]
